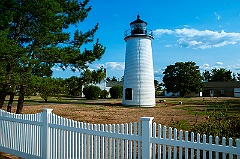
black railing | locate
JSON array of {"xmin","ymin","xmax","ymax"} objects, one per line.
[{"xmin": 124, "ymin": 29, "xmax": 153, "ymax": 38}]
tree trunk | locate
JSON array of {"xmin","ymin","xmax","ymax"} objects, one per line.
[
  {"xmin": 16, "ymin": 85, "xmax": 26, "ymax": 114},
  {"xmin": 7, "ymin": 92, "xmax": 15, "ymax": 113},
  {"xmin": 0, "ymin": 84, "xmax": 8, "ymax": 109}
]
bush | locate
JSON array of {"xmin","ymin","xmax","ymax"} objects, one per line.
[
  {"xmin": 83, "ymin": 85, "xmax": 101, "ymax": 100},
  {"xmin": 100, "ymin": 90, "xmax": 109, "ymax": 99},
  {"xmin": 191, "ymin": 104, "xmax": 240, "ymax": 145},
  {"xmin": 109, "ymin": 85, "xmax": 123, "ymax": 98}
]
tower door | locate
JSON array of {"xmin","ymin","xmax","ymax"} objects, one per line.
[{"xmin": 125, "ymin": 88, "xmax": 133, "ymax": 100}]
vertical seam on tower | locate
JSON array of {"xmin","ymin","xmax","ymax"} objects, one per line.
[{"xmin": 138, "ymin": 38, "xmax": 141, "ymax": 106}]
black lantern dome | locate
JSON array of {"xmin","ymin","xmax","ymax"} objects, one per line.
[{"xmin": 130, "ymin": 15, "xmax": 147, "ymax": 35}]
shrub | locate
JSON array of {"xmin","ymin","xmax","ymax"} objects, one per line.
[
  {"xmin": 100, "ymin": 90, "xmax": 109, "ymax": 99},
  {"xmin": 109, "ymin": 85, "xmax": 123, "ymax": 98},
  {"xmin": 191, "ymin": 104, "xmax": 240, "ymax": 145},
  {"xmin": 83, "ymin": 85, "xmax": 101, "ymax": 100}
]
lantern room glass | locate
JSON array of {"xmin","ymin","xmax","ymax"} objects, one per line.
[{"xmin": 131, "ymin": 23, "xmax": 147, "ymax": 35}]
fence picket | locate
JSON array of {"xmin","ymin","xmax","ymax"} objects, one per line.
[
  {"xmin": 112, "ymin": 124, "xmax": 116, "ymax": 159},
  {"xmin": 191, "ymin": 132, "xmax": 194, "ymax": 158},
  {"xmin": 116, "ymin": 124, "xmax": 119, "ymax": 159},
  {"xmin": 153, "ymin": 122, "xmax": 156, "ymax": 158},
  {"xmin": 158, "ymin": 124, "xmax": 162, "ymax": 159},
  {"xmin": 163, "ymin": 126, "xmax": 166, "ymax": 159},
  {"xmin": 209, "ymin": 135, "xmax": 213, "ymax": 159},
  {"xmin": 138, "ymin": 121, "xmax": 141, "ymax": 159},
  {"xmin": 93, "ymin": 124, "xmax": 96, "ymax": 159},
  {"xmin": 168, "ymin": 127, "xmax": 172, "ymax": 159},
  {"xmin": 125, "ymin": 123, "xmax": 129, "ymax": 159},
  {"xmin": 185, "ymin": 131, "xmax": 188, "ymax": 159},
  {"xmin": 83, "ymin": 123, "xmax": 87, "ymax": 159},
  {"xmin": 229, "ymin": 138, "xmax": 233, "ymax": 159},
  {"xmin": 105, "ymin": 124, "xmax": 108, "ymax": 158},
  {"xmin": 237, "ymin": 139, "xmax": 240, "ymax": 159},
  {"xmin": 222, "ymin": 137, "xmax": 226, "ymax": 159},
  {"xmin": 197, "ymin": 133, "xmax": 200, "ymax": 159},
  {"xmin": 179, "ymin": 130, "xmax": 183, "ymax": 159},
  {"xmin": 120, "ymin": 124, "xmax": 124, "ymax": 158},
  {"xmin": 173, "ymin": 128, "xmax": 177, "ymax": 159},
  {"xmin": 108, "ymin": 124, "xmax": 112, "ymax": 159},
  {"xmin": 133, "ymin": 122, "xmax": 137, "ymax": 159},
  {"xmin": 215, "ymin": 136, "xmax": 219, "ymax": 159},
  {"xmin": 129, "ymin": 123, "xmax": 133, "ymax": 159},
  {"xmin": 203, "ymin": 134, "xmax": 206, "ymax": 159}
]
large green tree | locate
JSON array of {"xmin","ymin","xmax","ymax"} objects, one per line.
[
  {"xmin": 163, "ymin": 61, "xmax": 204, "ymax": 97},
  {"xmin": 202, "ymin": 68, "xmax": 234, "ymax": 82},
  {"xmin": 0, "ymin": 0, "xmax": 105, "ymax": 113}
]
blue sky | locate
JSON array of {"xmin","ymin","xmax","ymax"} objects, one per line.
[{"xmin": 52, "ymin": 0, "xmax": 240, "ymax": 82}]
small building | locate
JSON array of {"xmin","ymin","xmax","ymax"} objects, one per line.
[
  {"xmin": 203, "ymin": 81, "xmax": 240, "ymax": 97},
  {"xmin": 163, "ymin": 91, "xmax": 202, "ymax": 97}
]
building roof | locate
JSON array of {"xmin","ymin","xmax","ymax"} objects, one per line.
[
  {"xmin": 204, "ymin": 81, "xmax": 240, "ymax": 88},
  {"xmin": 106, "ymin": 81, "xmax": 123, "ymax": 87},
  {"xmin": 130, "ymin": 15, "xmax": 147, "ymax": 25}
]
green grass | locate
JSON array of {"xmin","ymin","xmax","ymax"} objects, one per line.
[
  {"xmin": 157, "ymin": 97, "xmax": 240, "ymax": 116},
  {"xmin": 169, "ymin": 120, "xmax": 190, "ymax": 130},
  {"xmin": 3, "ymin": 95, "xmax": 87, "ymax": 106}
]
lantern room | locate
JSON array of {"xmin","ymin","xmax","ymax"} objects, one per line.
[{"xmin": 130, "ymin": 15, "xmax": 147, "ymax": 35}]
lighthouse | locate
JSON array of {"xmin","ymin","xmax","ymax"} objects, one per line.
[{"xmin": 122, "ymin": 15, "xmax": 155, "ymax": 107}]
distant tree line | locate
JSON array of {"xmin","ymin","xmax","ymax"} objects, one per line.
[
  {"xmin": 202, "ymin": 68, "xmax": 239, "ymax": 82},
  {"xmin": 162, "ymin": 61, "xmax": 240, "ymax": 97}
]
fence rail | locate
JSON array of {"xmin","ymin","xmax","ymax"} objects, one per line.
[{"xmin": 0, "ymin": 108, "xmax": 239, "ymax": 159}]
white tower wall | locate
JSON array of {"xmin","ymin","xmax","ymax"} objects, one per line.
[{"xmin": 122, "ymin": 36, "xmax": 155, "ymax": 107}]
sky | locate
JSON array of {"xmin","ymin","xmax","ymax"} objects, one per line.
[{"xmin": 52, "ymin": 0, "xmax": 240, "ymax": 82}]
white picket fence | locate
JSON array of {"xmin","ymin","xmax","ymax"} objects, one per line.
[{"xmin": 0, "ymin": 108, "xmax": 240, "ymax": 159}]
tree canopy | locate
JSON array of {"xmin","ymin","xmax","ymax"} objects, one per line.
[
  {"xmin": 0, "ymin": 0, "xmax": 105, "ymax": 113},
  {"xmin": 163, "ymin": 61, "xmax": 204, "ymax": 97},
  {"xmin": 202, "ymin": 68, "xmax": 235, "ymax": 82}
]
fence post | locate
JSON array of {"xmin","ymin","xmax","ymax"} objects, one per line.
[
  {"xmin": 141, "ymin": 117, "xmax": 154, "ymax": 159},
  {"xmin": 42, "ymin": 108, "xmax": 53, "ymax": 159}
]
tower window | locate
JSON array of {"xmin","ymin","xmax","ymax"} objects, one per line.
[{"xmin": 125, "ymin": 88, "xmax": 133, "ymax": 100}]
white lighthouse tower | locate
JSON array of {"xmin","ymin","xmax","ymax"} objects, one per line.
[{"xmin": 122, "ymin": 15, "xmax": 155, "ymax": 107}]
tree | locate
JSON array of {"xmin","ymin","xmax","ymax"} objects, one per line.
[
  {"xmin": 64, "ymin": 67, "xmax": 105, "ymax": 96},
  {"xmin": 237, "ymin": 73, "xmax": 240, "ymax": 81},
  {"xmin": 111, "ymin": 76, "xmax": 118, "ymax": 81},
  {"xmin": 106, "ymin": 77, "xmax": 111, "ymax": 82},
  {"xmin": 154, "ymin": 80, "xmax": 163, "ymax": 92},
  {"xmin": 64, "ymin": 76, "xmax": 83, "ymax": 96},
  {"xmin": 0, "ymin": 30, "xmax": 23, "ymax": 109},
  {"xmin": 80, "ymin": 67, "xmax": 105, "ymax": 84},
  {"xmin": 202, "ymin": 68, "xmax": 234, "ymax": 82},
  {"xmin": 106, "ymin": 76, "xmax": 118, "ymax": 82},
  {"xmin": 0, "ymin": 0, "xmax": 105, "ymax": 113},
  {"xmin": 202, "ymin": 70, "xmax": 211, "ymax": 82},
  {"xmin": 83, "ymin": 85, "xmax": 101, "ymax": 100},
  {"xmin": 37, "ymin": 77, "xmax": 65, "ymax": 101},
  {"xmin": 120, "ymin": 76, "xmax": 124, "ymax": 82},
  {"xmin": 89, "ymin": 66, "xmax": 105, "ymax": 84},
  {"xmin": 109, "ymin": 85, "xmax": 123, "ymax": 98},
  {"xmin": 163, "ymin": 61, "xmax": 204, "ymax": 97}
]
